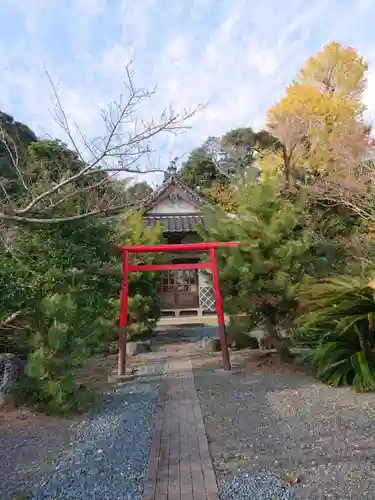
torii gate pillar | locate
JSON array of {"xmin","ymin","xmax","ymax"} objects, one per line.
[{"xmin": 114, "ymin": 241, "xmax": 240, "ymax": 375}]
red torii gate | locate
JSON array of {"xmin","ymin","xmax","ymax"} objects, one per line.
[{"xmin": 114, "ymin": 241, "xmax": 240, "ymax": 375}]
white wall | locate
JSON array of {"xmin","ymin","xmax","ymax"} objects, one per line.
[{"xmin": 147, "ymin": 197, "xmax": 199, "ymax": 214}]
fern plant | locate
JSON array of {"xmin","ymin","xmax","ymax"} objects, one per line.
[{"xmin": 295, "ymin": 275, "xmax": 375, "ymax": 391}]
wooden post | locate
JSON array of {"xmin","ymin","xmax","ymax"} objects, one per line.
[
  {"xmin": 118, "ymin": 250, "xmax": 129, "ymax": 376},
  {"xmin": 209, "ymin": 247, "xmax": 231, "ymax": 371}
]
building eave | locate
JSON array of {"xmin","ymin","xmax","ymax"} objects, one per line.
[{"xmin": 143, "ymin": 213, "xmax": 208, "ymax": 233}]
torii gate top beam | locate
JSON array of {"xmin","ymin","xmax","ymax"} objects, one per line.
[{"xmin": 115, "ymin": 240, "xmax": 240, "ymax": 376}]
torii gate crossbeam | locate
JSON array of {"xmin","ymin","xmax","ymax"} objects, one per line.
[{"xmin": 113, "ymin": 241, "xmax": 240, "ymax": 375}]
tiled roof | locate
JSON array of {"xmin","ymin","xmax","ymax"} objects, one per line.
[
  {"xmin": 143, "ymin": 214, "xmax": 204, "ymax": 232},
  {"xmin": 102, "ymin": 170, "xmax": 214, "ymax": 232}
]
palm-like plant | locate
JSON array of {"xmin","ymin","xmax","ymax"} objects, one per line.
[{"xmin": 295, "ymin": 275, "xmax": 375, "ymax": 391}]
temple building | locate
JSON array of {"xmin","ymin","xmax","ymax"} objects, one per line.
[{"xmin": 140, "ymin": 163, "xmax": 216, "ymax": 320}]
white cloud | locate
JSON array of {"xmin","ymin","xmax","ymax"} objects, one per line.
[{"xmin": 0, "ymin": 0, "xmax": 375, "ymax": 174}]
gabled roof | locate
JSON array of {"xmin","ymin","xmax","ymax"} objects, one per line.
[
  {"xmin": 137, "ymin": 167, "xmax": 212, "ymax": 233},
  {"xmin": 141, "ymin": 172, "xmax": 208, "ymax": 213},
  {"xmin": 102, "ymin": 166, "xmax": 212, "ymax": 233}
]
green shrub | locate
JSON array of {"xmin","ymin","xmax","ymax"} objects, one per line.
[
  {"xmin": 115, "ymin": 211, "xmax": 163, "ymax": 339},
  {"xmin": 128, "ymin": 276, "xmax": 160, "ymax": 339},
  {"xmin": 227, "ymin": 316, "xmax": 259, "ymax": 349},
  {"xmin": 0, "ymin": 220, "xmax": 118, "ymax": 413},
  {"xmin": 7, "ymin": 293, "xmax": 97, "ymax": 414},
  {"xmin": 295, "ymin": 275, "xmax": 375, "ymax": 391},
  {"xmin": 1, "ymin": 211, "xmax": 164, "ymax": 414},
  {"xmin": 202, "ymin": 177, "xmax": 315, "ymax": 361}
]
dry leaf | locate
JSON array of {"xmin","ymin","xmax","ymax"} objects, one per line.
[{"xmin": 285, "ymin": 473, "xmax": 300, "ymax": 485}]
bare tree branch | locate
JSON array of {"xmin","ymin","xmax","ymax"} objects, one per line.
[
  {"xmin": 308, "ymin": 157, "xmax": 375, "ymax": 222},
  {"xmin": 0, "ymin": 62, "xmax": 202, "ymax": 224}
]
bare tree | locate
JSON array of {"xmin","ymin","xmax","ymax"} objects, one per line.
[
  {"xmin": 0, "ymin": 64, "xmax": 201, "ymax": 225},
  {"xmin": 310, "ymin": 154, "xmax": 375, "ymax": 222}
]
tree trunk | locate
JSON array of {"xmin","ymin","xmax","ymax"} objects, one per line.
[
  {"xmin": 282, "ymin": 145, "xmax": 291, "ymax": 188},
  {"xmin": 265, "ymin": 321, "xmax": 294, "ymax": 363}
]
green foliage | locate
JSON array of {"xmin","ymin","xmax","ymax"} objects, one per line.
[
  {"xmin": 304, "ymin": 195, "xmax": 363, "ymax": 277},
  {"xmin": 204, "ymin": 177, "xmax": 315, "ymax": 359},
  {"xmin": 0, "ymin": 219, "xmax": 118, "ymax": 413},
  {"xmin": 295, "ymin": 275, "xmax": 375, "ymax": 391},
  {"xmin": 0, "ymin": 112, "xmax": 127, "ymax": 223},
  {"xmin": 220, "ymin": 127, "xmax": 275, "ymax": 178},
  {"xmin": 115, "ymin": 211, "xmax": 164, "ymax": 339},
  {"xmin": 27, "ymin": 139, "xmax": 84, "ymax": 178},
  {"xmin": 227, "ymin": 316, "xmax": 259, "ymax": 349},
  {"xmin": 23, "ymin": 139, "xmax": 120, "ymax": 217},
  {"xmin": 125, "ymin": 181, "xmax": 153, "ymax": 202},
  {"xmin": 0, "ymin": 206, "xmax": 164, "ymax": 414},
  {"xmin": 179, "ymin": 128, "xmax": 278, "ymax": 211},
  {"xmin": 0, "ymin": 112, "xmax": 37, "ymax": 202},
  {"xmin": 180, "ymin": 147, "xmax": 223, "ymax": 192},
  {"xmin": 14, "ymin": 294, "xmax": 95, "ymax": 414}
]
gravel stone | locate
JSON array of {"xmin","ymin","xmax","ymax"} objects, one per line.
[
  {"xmin": 218, "ymin": 470, "xmax": 299, "ymax": 500},
  {"xmin": 0, "ymin": 413, "xmax": 78, "ymax": 499},
  {"xmin": 126, "ymin": 341, "xmax": 151, "ymax": 357},
  {"xmin": 27, "ymin": 361, "xmax": 164, "ymax": 500},
  {"xmin": 193, "ymin": 354, "xmax": 375, "ymax": 499}
]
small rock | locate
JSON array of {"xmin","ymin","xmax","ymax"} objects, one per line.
[
  {"xmin": 285, "ymin": 472, "xmax": 300, "ymax": 485},
  {"xmin": 231, "ymin": 335, "xmax": 259, "ymax": 350},
  {"xmin": 200, "ymin": 337, "xmax": 222, "ymax": 352},
  {"xmin": 126, "ymin": 341, "xmax": 151, "ymax": 357},
  {"xmin": 0, "ymin": 353, "xmax": 23, "ymax": 405},
  {"xmin": 108, "ymin": 342, "xmax": 118, "ymax": 354}
]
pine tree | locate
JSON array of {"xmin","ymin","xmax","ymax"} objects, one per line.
[{"xmin": 207, "ymin": 178, "xmax": 314, "ymax": 360}]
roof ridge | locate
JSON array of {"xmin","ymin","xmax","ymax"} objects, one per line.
[
  {"xmin": 173, "ymin": 175, "xmax": 208, "ymax": 204},
  {"xmin": 142, "ymin": 173, "xmax": 210, "ymax": 211}
]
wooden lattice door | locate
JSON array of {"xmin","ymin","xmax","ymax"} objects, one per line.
[{"xmin": 159, "ymin": 269, "xmax": 199, "ymax": 309}]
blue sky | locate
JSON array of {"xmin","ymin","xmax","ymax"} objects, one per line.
[{"xmin": 0, "ymin": 0, "xmax": 374, "ymax": 184}]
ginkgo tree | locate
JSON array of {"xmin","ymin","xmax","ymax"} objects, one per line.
[{"xmin": 267, "ymin": 42, "xmax": 372, "ymax": 186}]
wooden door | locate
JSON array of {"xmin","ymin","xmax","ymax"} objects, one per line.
[{"xmin": 159, "ymin": 269, "xmax": 199, "ymax": 309}]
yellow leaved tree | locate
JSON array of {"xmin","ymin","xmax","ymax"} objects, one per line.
[
  {"xmin": 267, "ymin": 41, "xmax": 372, "ymax": 185},
  {"xmin": 205, "ymin": 182, "xmax": 237, "ymax": 213}
]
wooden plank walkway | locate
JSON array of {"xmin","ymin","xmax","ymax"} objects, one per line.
[{"xmin": 142, "ymin": 359, "xmax": 218, "ymax": 500}]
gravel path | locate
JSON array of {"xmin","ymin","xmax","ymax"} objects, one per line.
[
  {"xmin": 29, "ymin": 361, "xmax": 163, "ymax": 500},
  {"xmin": 192, "ymin": 355, "xmax": 375, "ymax": 500},
  {"xmin": 0, "ymin": 410, "xmax": 78, "ymax": 500},
  {"xmin": 218, "ymin": 470, "xmax": 298, "ymax": 500},
  {"xmin": 0, "ymin": 359, "xmax": 164, "ymax": 500}
]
